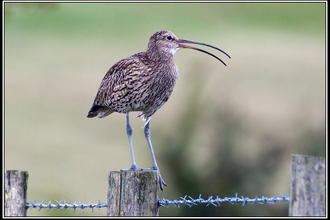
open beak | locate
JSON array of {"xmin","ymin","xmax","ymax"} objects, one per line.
[{"xmin": 177, "ymin": 38, "xmax": 231, "ymax": 66}]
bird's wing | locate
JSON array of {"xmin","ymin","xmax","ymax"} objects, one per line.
[{"xmin": 92, "ymin": 53, "xmax": 146, "ymax": 109}]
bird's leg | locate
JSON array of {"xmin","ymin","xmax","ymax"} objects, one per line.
[
  {"xmin": 143, "ymin": 121, "xmax": 167, "ymax": 191},
  {"xmin": 121, "ymin": 113, "xmax": 143, "ymax": 171}
]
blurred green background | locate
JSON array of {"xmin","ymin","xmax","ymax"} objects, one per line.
[{"xmin": 4, "ymin": 2, "xmax": 325, "ymax": 217}]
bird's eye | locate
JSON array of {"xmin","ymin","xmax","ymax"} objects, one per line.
[{"xmin": 167, "ymin": 36, "xmax": 173, "ymax": 41}]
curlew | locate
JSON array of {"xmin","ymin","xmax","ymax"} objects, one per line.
[{"xmin": 87, "ymin": 30, "xmax": 230, "ymax": 191}]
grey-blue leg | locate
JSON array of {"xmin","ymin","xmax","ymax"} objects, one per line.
[
  {"xmin": 143, "ymin": 121, "xmax": 167, "ymax": 191},
  {"xmin": 121, "ymin": 113, "xmax": 143, "ymax": 171}
]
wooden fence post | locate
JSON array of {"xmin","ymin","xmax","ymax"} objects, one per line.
[
  {"xmin": 107, "ymin": 170, "xmax": 159, "ymax": 216},
  {"xmin": 289, "ymin": 154, "xmax": 325, "ymax": 216},
  {"xmin": 4, "ymin": 170, "xmax": 29, "ymax": 216}
]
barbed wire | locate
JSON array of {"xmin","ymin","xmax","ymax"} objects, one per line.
[
  {"xmin": 26, "ymin": 199, "xmax": 107, "ymax": 213},
  {"xmin": 158, "ymin": 193, "xmax": 289, "ymax": 208},
  {"xmin": 26, "ymin": 193, "xmax": 289, "ymax": 213}
]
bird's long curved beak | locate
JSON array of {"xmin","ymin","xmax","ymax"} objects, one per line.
[{"xmin": 178, "ymin": 38, "xmax": 231, "ymax": 66}]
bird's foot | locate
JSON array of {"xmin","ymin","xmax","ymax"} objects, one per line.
[
  {"xmin": 158, "ymin": 173, "xmax": 167, "ymax": 191},
  {"xmin": 121, "ymin": 164, "xmax": 143, "ymax": 171},
  {"xmin": 141, "ymin": 167, "xmax": 167, "ymax": 191}
]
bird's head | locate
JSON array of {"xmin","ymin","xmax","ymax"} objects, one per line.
[{"xmin": 147, "ymin": 30, "xmax": 231, "ymax": 65}]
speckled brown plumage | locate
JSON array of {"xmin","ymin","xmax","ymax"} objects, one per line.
[
  {"xmin": 87, "ymin": 31, "xmax": 180, "ymax": 122},
  {"xmin": 87, "ymin": 53, "xmax": 178, "ymax": 122},
  {"xmin": 87, "ymin": 30, "xmax": 230, "ymax": 191}
]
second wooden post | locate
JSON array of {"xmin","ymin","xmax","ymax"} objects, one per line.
[{"xmin": 107, "ymin": 170, "xmax": 159, "ymax": 216}]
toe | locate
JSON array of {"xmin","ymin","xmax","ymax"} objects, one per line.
[{"xmin": 158, "ymin": 174, "xmax": 167, "ymax": 191}]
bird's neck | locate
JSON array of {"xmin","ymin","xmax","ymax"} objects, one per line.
[
  {"xmin": 145, "ymin": 47, "xmax": 175, "ymax": 63},
  {"xmin": 141, "ymin": 50, "xmax": 178, "ymax": 80}
]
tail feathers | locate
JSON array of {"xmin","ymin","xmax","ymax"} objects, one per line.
[{"xmin": 87, "ymin": 105, "xmax": 115, "ymax": 118}]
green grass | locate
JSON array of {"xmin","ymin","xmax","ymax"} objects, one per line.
[
  {"xmin": 4, "ymin": 2, "xmax": 325, "ymax": 217},
  {"xmin": 5, "ymin": 2, "xmax": 325, "ymax": 38}
]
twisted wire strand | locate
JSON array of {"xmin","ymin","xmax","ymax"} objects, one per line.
[
  {"xmin": 26, "ymin": 199, "xmax": 107, "ymax": 213},
  {"xmin": 26, "ymin": 193, "xmax": 289, "ymax": 212},
  {"xmin": 158, "ymin": 193, "xmax": 289, "ymax": 208}
]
